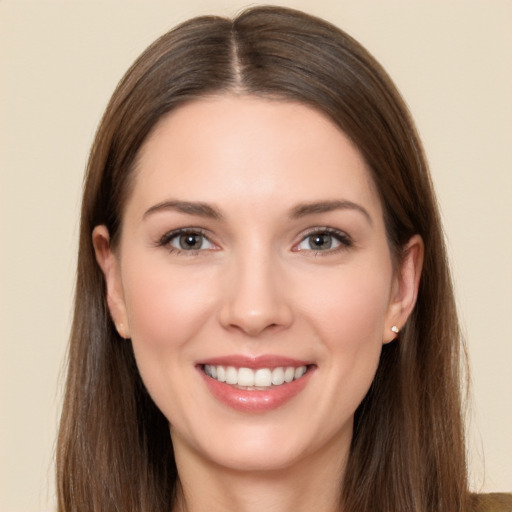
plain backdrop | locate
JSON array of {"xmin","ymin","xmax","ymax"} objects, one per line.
[{"xmin": 1, "ymin": 1, "xmax": 511, "ymax": 510}]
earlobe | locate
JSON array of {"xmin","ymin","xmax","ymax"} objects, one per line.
[
  {"xmin": 383, "ymin": 235, "xmax": 424, "ymax": 344},
  {"xmin": 92, "ymin": 225, "xmax": 130, "ymax": 339}
]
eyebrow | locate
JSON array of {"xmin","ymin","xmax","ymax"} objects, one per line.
[
  {"xmin": 290, "ymin": 200, "xmax": 373, "ymax": 225},
  {"xmin": 143, "ymin": 200, "xmax": 223, "ymax": 220},
  {"xmin": 143, "ymin": 199, "xmax": 372, "ymax": 225}
]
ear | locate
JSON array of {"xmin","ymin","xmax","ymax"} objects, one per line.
[
  {"xmin": 383, "ymin": 234, "xmax": 424, "ymax": 344},
  {"xmin": 92, "ymin": 225, "xmax": 130, "ymax": 339}
]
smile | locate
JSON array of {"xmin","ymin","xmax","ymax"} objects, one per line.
[
  {"xmin": 203, "ymin": 364, "xmax": 308, "ymax": 389},
  {"xmin": 198, "ymin": 357, "xmax": 315, "ymax": 412}
]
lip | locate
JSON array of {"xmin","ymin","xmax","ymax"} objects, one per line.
[
  {"xmin": 196, "ymin": 355, "xmax": 315, "ymax": 413},
  {"xmin": 197, "ymin": 354, "xmax": 313, "ymax": 369}
]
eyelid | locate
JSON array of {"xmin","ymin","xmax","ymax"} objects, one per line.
[
  {"xmin": 155, "ymin": 226, "xmax": 352, "ymax": 255},
  {"xmin": 292, "ymin": 227, "xmax": 353, "ymax": 253},
  {"xmin": 156, "ymin": 227, "xmax": 218, "ymax": 254}
]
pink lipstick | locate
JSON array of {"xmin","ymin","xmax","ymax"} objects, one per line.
[{"xmin": 196, "ymin": 355, "xmax": 315, "ymax": 413}]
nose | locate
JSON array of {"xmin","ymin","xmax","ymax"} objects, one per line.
[{"xmin": 218, "ymin": 251, "xmax": 293, "ymax": 337}]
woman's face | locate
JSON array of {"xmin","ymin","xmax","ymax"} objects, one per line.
[{"xmin": 95, "ymin": 95, "xmax": 421, "ymax": 473}]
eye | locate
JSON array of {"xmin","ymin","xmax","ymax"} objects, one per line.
[
  {"xmin": 294, "ymin": 229, "xmax": 352, "ymax": 252},
  {"xmin": 159, "ymin": 229, "xmax": 216, "ymax": 253}
]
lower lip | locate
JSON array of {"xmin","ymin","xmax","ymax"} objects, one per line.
[{"xmin": 199, "ymin": 367, "xmax": 314, "ymax": 413}]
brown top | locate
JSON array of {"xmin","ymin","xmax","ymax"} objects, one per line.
[{"xmin": 471, "ymin": 493, "xmax": 512, "ymax": 512}]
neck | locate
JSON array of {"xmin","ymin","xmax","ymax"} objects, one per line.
[{"xmin": 171, "ymin": 431, "xmax": 349, "ymax": 512}]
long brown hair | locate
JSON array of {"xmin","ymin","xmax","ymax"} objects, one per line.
[{"xmin": 57, "ymin": 6, "xmax": 469, "ymax": 511}]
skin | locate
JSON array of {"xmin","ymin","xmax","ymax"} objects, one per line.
[{"xmin": 93, "ymin": 95, "xmax": 423, "ymax": 512}]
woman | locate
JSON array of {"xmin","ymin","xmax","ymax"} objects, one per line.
[{"xmin": 56, "ymin": 6, "xmax": 510, "ymax": 512}]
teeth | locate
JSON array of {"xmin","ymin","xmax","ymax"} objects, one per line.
[
  {"xmin": 271, "ymin": 367, "xmax": 285, "ymax": 385},
  {"xmin": 225, "ymin": 366, "xmax": 238, "ymax": 385},
  {"xmin": 203, "ymin": 364, "xmax": 308, "ymax": 388},
  {"xmin": 294, "ymin": 366, "xmax": 306, "ymax": 379},
  {"xmin": 284, "ymin": 366, "xmax": 295, "ymax": 383},
  {"xmin": 217, "ymin": 366, "xmax": 226, "ymax": 382},
  {"xmin": 254, "ymin": 368, "xmax": 272, "ymax": 387},
  {"xmin": 238, "ymin": 367, "xmax": 254, "ymax": 387}
]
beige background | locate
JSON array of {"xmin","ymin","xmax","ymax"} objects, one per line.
[{"xmin": 1, "ymin": 1, "xmax": 511, "ymax": 510}]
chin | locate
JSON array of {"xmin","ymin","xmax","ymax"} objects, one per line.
[
  {"xmin": 205, "ymin": 442, "xmax": 307, "ymax": 473},
  {"xmin": 173, "ymin": 415, "xmax": 352, "ymax": 475}
]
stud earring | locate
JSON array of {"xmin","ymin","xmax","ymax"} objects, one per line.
[{"xmin": 391, "ymin": 325, "xmax": 400, "ymax": 334}]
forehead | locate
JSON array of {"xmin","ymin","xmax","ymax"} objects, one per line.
[{"xmin": 128, "ymin": 94, "xmax": 382, "ymax": 219}]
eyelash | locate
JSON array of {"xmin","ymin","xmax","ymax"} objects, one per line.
[
  {"xmin": 156, "ymin": 227, "xmax": 353, "ymax": 256},
  {"xmin": 294, "ymin": 227, "xmax": 353, "ymax": 255},
  {"xmin": 157, "ymin": 228, "xmax": 215, "ymax": 256}
]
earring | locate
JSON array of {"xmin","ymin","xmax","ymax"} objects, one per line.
[{"xmin": 391, "ymin": 325, "xmax": 400, "ymax": 334}]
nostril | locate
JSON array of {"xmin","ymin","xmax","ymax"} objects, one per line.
[{"xmin": 218, "ymin": 267, "xmax": 294, "ymax": 334}]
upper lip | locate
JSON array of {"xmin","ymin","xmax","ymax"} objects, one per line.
[{"xmin": 197, "ymin": 355, "xmax": 314, "ymax": 369}]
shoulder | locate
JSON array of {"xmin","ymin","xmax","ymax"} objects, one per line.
[{"xmin": 470, "ymin": 493, "xmax": 512, "ymax": 512}]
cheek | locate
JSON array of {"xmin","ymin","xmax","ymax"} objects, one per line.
[
  {"xmin": 123, "ymin": 260, "xmax": 215, "ymax": 345},
  {"xmin": 120, "ymin": 258, "xmax": 219, "ymax": 403},
  {"xmin": 120, "ymin": 259, "xmax": 221, "ymax": 421},
  {"xmin": 299, "ymin": 263, "xmax": 392, "ymax": 405},
  {"xmin": 303, "ymin": 264, "xmax": 392, "ymax": 343}
]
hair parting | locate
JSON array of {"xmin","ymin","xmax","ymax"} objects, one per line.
[{"xmin": 57, "ymin": 6, "xmax": 474, "ymax": 512}]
